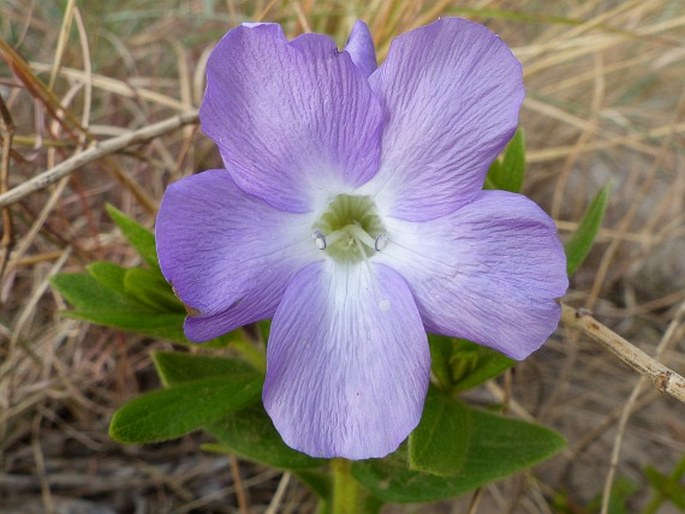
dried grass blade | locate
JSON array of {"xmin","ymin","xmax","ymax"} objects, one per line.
[{"xmin": 0, "ymin": 112, "xmax": 199, "ymax": 209}]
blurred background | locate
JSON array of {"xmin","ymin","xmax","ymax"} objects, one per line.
[{"xmin": 1, "ymin": 1, "xmax": 684, "ymax": 512}]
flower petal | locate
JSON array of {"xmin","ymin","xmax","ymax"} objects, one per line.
[
  {"xmin": 263, "ymin": 261, "xmax": 430, "ymax": 459},
  {"xmin": 155, "ymin": 170, "xmax": 318, "ymax": 341},
  {"xmin": 378, "ymin": 190, "xmax": 568, "ymax": 359},
  {"xmin": 199, "ymin": 24, "xmax": 384, "ymax": 213},
  {"xmin": 361, "ymin": 18, "xmax": 524, "ymax": 221},
  {"xmin": 344, "ymin": 20, "xmax": 377, "ymax": 77}
]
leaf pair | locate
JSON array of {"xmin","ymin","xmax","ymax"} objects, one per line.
[
  {"xmin": 353, "ymin": 387, "xmax": 565, "ymax": 503},
  {"xmin": 111, "ymin": 352, "xmax": 324, "ymax": 468},
  {"xmin": 51, "ymin": 205, "xmax": 235, "ymax": 347},
  {"xmin": 111, "ymin": 350, "xmax": 565, "ymax": 505},
  {"xmin": 430, "ymin": 335, "xmax": 514, "ymax": 394}
]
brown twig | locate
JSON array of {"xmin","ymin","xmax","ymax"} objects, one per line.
[
  {"xmin": 466, "ymin": 487, "xmax": 483, "ymax": 514},
  {"xmin": 31, "ymin": 412, "xmax": 54, "ymax": 514},
  {"xmin": 229, "ymin": 454, "xmax": 251, "ymax": 514},
  {"xmin": 599, "ymin": 301, "xmax": 685, "ymax": 514},
  {"xmin": 0, "ymin": 38, "xmax": 86, "ymax": 137},
  {"xmin": 560, "ymin": 303, "xmax": 685, "ymax": 403},
  {"xmin": 0, "ymin": 96, "xmax": 15, "ymax": 283},
  {"xmin": 0, "ymin": 111, "xmax": 199, "ymax": 209},
  {"xmin": 264, "ymin": 472, "xmax": 291, "ymax": 514}
]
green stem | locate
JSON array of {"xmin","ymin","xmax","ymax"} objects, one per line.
[{"xmin": 331, "ymin": 459, "xmax": 359, "ymax": 514}]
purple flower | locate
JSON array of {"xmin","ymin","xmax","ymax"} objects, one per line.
[{"xmin": 155, "ymin": 18, "xmax": 568, "ymax": 459}]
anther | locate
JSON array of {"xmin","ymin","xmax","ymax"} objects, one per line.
[
  {"xmin": 374, "ymin": 233, "xmax": 388, "ymax": 252},
  {"xmin": 310, "ymin": 194, "xmax": 386, "ymax": 263},
  {"xmin": 312, "ymin": 230, "xmax": 327, "ymax": 250}
]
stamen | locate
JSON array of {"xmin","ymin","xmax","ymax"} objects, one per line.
[
  {"xmin": 310, "ymin": 194, "xmax": 386, "ymax": 263},
  {"xmin": 347, "ymin": 223, "xmax": 377, "ymax": 250},
  {"xmin": 324, "ymin": 229, "xmax": 346, "ymax": 247},
  {"xmin": 354, "ymin": 236, "xmax": 368, "ymax": 263},
  {"xmin": 312, "ymin": 230, "xmax": 327, "ymax": 250},
  {"xmin": 374, "ymin": 233, "xmax": 388, "ymax": 252}
]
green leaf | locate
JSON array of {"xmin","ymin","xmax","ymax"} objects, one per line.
[
  {"xmin": 587, "ymin": 475, "xmax": 639, "ymax": 514},
  {"xmin": 644, "ymin": 456, "xmax": 685, "ymax": 510},
  {"xmin": 151, "ymin": 353, "xmax": 306, "ymax": 470},
  {"xmin": 88, "ymin": 262, "xmax": 182, "ymax": 313},
  {"xmin": 607, "ymin": 476, "xmax": 640, "ymax": 514},
  {"xmin": 52, "ymin": 272, "xmax": 148, "ymax": 312},
  {"xmin": 64, "ymin": 309, "xmax": 187, "ymax": 339},
  {"xmin": 231, "ymin": 338, "xmax": 267, "ymax": 374},
  {"xmin": 352, "ymin": 402, "xmax": 565, "ymax": 503},
  {"xmin": 428, "ymin": 336, "xmax": 514, "ymax": 393},
  {"xmin": 565, "ymin": 183, "xmax": 612, "ymax": 276},
  {"xmin": 488, "ymin": 129, "xmax": 525, "ymax": 193},
  {"xmin": 428, "ymin": 335, "xmax": 455, "ymax": 391},
  {"xmin": 500, "ymin": 128, "xmax": 526, "ymax": 192},
  {"xmin": 484, "ymin": 162, "xmax": 500, "ymax": 190},
  {"xmin": 360, "ymin": 495, "xmax": 384, "ymax": 514},
  {"xmin": 123, "ymin": 267, "xmax": 184, "ymax": 312},
  {"xmin": 408, "ymin": 389, "xmax": 471, "ymax": 476},
  {"xmin": 109, "ymin": 374, "xmax": 262, "ymax": 444},
  {"xmin": 450, "ymin": 340, "xmax": 515, "ymax": 392},
  {"xmin": 53, "ymin": 271, "xmax": 235, "ymax": 347},
  {"xmin": 152, "ymin": 351, "xmax": 258, "ymax": 387},
  {"xmin": 204, "ymin": 403, "xmax": 325, "ymax": 469},
  {"xmin": 106, "ymin": 204, "xmax": 158, "ymax": 268},
  {"xmin": 293, "ymin": 469, "xmax": 332, "ymax": 500},
  {"xmin": 87, "ymin": 261, "xmax": 129, "ymax": 294},
  {"xmin": 52, "ymin": 270, "xmax": 185, "ymax": 340}
]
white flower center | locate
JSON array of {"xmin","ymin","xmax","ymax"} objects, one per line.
[{"xmin": 312, "ymin": 194, "xmax": 387, "ymax": 263}]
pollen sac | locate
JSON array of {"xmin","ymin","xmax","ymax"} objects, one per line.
[
  {"xmin": 313, "ymin": 194, "xmax": 386, "ymax": 263},
  {"xmin": 312, "ymin": 230, "xmax": 327, "ymax": 250},
  {"xmin": 374, "ymin": 233, "xmax": 388, "ymax": 251}
]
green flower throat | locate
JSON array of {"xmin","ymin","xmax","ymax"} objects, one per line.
[{"xmin": 312, "ymin": 194, "xmax": 387, "ymax": 263}]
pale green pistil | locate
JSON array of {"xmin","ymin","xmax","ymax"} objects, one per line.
[{"xmin": 313, "ymin": 194, "xmax": 386, "ymax": 263}]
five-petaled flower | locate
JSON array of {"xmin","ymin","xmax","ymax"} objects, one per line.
[{"xmin": 156, "ymin": 18, "xmax": 568, "ymax": 460}]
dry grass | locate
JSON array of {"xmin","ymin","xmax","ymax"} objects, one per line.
[{"xmin": 1, "ymin": 0, "xmax": 684, "ymax": 512}]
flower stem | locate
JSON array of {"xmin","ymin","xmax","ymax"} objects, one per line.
[{"xmin": 331, "ymin": 459, "xmax": 359, "ymax": 514}]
